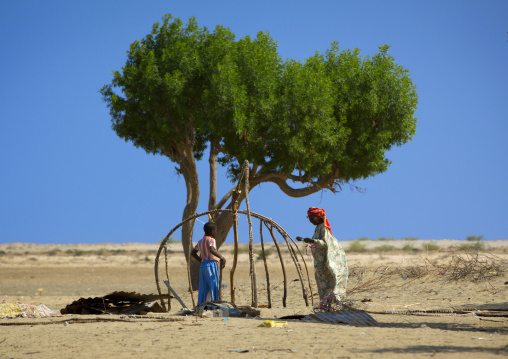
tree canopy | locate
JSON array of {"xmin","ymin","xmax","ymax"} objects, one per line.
[{"xmin": 100, "ymin": 14, "xmax": 418, "ymax": 254}]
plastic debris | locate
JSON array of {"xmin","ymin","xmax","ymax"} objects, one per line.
[
  {"xmin": 258, "ymin": 320, "xmax": 289, "ymax": 328},
  {"xmin": 1, "ymin": 302, "xmax": 60, "ymax": 318}
]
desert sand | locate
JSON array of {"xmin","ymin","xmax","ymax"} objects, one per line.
[{"xmin": 1, "ymin": 240, "xmax": 507, "ymax": 358}]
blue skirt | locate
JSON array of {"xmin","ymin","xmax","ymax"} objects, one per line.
[{"xmin": 198, "ymin": 260, "xmax": 219, "ymax": 305}]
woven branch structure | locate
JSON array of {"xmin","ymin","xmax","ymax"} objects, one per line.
[
  {"xmin": 154, "ymin": 161, "xmax": 313, "ymax": 311},
  {"xmin": 154, "ymin": 209, "xmax": 314, "ymax": 311}
]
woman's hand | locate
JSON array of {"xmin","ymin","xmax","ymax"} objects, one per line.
[{"xmin": 296, "ymin": 236, "xmax": 314, "ymax": 244}]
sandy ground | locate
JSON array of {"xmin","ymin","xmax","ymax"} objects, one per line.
[{"xmin": 1, "ymin": 240, "xmax": 507, "ymax": 359}]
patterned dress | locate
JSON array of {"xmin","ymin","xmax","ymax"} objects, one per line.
[{"xmin": 310, "ymin": 223, "xmax": 349, "ymax": 300}]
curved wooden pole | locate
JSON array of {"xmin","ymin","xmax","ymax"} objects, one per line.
[
  {"xmin": 270, "ymin": 223, "xmax": 314, "ymax": 306},
  {"xmin": 281, "ymin": 233, "xmax": 308, "ymax": 306},
  {"xmin": 230, "ymin": 193, "xmax": 239, "ymax": 304},
  {"xmin": 155, "ymin": 228, "xmax": 178, "ymax": 310},
  {"xmin": 186, "ymin": 238, "xmax": 196, "ymax": 309},
  {"xmin": 285, "ymin": 235, "xmax": 314, "ymax": 306},
  {"xmin": 259, "ymin": 219, "xmax": 272, "ymax": 308},
  {"xmin": 264, "ymin": 221, "xmax": 287, "ymax": 307},
  {"xmin": 244, "ymin": 162, "xmax": 258, "ymax": 307},
  {"xmin": 154, "ymin": 208, "xmax": 310, "ymax": 309},
  {"xmin": 219, "ymin": 267, "xmax": 223, "ymax": 301},
  {"xmin": 164, "ymin": 247, "xmax": 171, "ymax": 311}
]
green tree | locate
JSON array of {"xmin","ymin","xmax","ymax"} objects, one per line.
[
  {"xmin": 100, "ymin": 14, "xmax": 418, "ymax": 282},
  {"xmin": 466, "ymin": 235, "xmax": 484, "ymax": 242}
]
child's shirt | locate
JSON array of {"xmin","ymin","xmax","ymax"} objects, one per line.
[{"xmin": 194, "ymin": 236, "xmax": 219, "ymax": 264}]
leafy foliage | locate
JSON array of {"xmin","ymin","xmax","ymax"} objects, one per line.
[
  {"xmin": 466, "ymin": 235, "xmax": 484, "ymax": 242},
  {"xmin": 402, "ymin": 244, "xmax": 418, "ymax": 251},
  {"xmin": 459, "ymin": 241, "xmax": 485, "ymax": 251},
  {"xmin": 347, "ymin": 241, "xmax": 367, "ymax": 252},
  {"xmin": 100, "ymin": 14, "xmax": 418, "ymax": 188},
  {"xmin": 422, "ymin": 242, "xmax": 440, "ymax": 251}
]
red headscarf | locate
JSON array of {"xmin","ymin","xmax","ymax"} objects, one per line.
[{"xmin": 307, "ymin": 207, "xmax": 332, "ymax": 234}]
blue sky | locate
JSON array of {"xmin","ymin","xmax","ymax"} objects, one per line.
[{"xmin": 1, "ymin": 0, "xmax": 507, "ymax": 244}]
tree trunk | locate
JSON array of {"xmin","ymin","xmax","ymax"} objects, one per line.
[
  {"xmin": 176, "ymin": 144, "xmax": 201, "ymax": 291},
  {"xmin": 208, "ymin": 139, "xmax": 219, "ymax": 217},
  {"xmin": 214, "ymin": 190, "xmax": 247, "ymax": 248}
]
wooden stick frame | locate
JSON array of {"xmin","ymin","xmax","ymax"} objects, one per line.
[{"xmin": 154, "ymin": 209, "xmax": 314, "ymax": 310}]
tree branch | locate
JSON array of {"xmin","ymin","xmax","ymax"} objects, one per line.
[
  {"xmin": 251, "ymin": 167, "xmax": 340, "ymax": 198},
  {"xmin": 251, "ymin": 161, "xmax": 259, "ymax": 177},
  {"xmin": 208, "ymin": 138, "xmax": 220, "ymax": 212},
  {"xmin": 215, "ymin": 187, "xmax": 235, "ymax": 210}
]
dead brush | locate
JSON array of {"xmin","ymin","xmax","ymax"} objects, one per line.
[
  {"xmin": 396, "ymin": 248, "xmax": 507, "ymax": 283},
  {"xmin": 394, "ymin": 265, "xmax": 428, "ymax": 279},
  {"xmin": 348, "ymin": 265, "xmax": 366, "ymax": 282},
  {"xmin": 433, "ymin": 248, "xmax": 507, "ymax": 282},
  {"xmin": 346, "ymin": 248, "xmax": 507, "ymax": 297},
  {"xmin": 348, "ymin": 278, "xmax": 387, "ymax": 295}
]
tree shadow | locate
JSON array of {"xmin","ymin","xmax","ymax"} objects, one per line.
[
  {"xmin": 453, "ymin": 302, "xmax": 508, "ymax": 310},
  {"xmin": 377, "ymin": 321, "xmax": 508, "ymax": 334},
  {"xmin": 353, "ymin": 344, "xmax": 508, "ymax": 355}
]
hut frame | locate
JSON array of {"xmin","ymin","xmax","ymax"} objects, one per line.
[{"xmin": 154, "ymin": 209, "xmax": 315, "ymax": 311}]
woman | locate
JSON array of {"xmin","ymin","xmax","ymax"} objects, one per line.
[{"xmin": 296, "ymin": 207, "xmax": 348, "ymax": 302}]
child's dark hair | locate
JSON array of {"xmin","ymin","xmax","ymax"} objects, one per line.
[{"xmin": 204, "ymin": 222, "xmax": 217, "ymax": 235}]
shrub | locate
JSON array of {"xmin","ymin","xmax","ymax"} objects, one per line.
[
  {"xmin": 160, "ymin": 236, "xmax": 180, "ymax": 244},
  {"xmin": 375, "ymin": 245, "xmax": 396, "ymax": 251},
  {"xmin": 402, "ymin": 244, "xmax": 418, "ymax": 252},
  {"xmin": 466, "ymin": 235, "xmax": 484, "ymax": 242},
  {"xmin": 96, "ymin": 248, "xmax": 108, "ymax": 256},
  {"xmin": 357, "ymin": 237, "xmax": 372, "ymax": 241},
  {"xmin": 377, "ymin": 237, "xmax": 394, "ymax": 241},
  {"xmin": 422, "ymin": 242, "xmax": 440, "ymax": 251},
  {"xmin": 110, "ymin": 249, "xmax": 126, "ymax": 254},
  {"xmin": 237, "ymin": 245, "xmax": 250, "ymax": 254},
  {"xmin": 347, "ymin": 241, "xmax": 367, "ymax": 252},
  {"xmin": 403, "ymin": 237, "xmax": 418, "ymax": 241},
  {"xmin": 256, "ymin": 247, "xmax": 275, "ymax": 260},
  {"xmin": 167, "ymin": 236, "xmax": 180, "ymax": 243},
  {"xmin": 459, "ymin": 241, "xmax": 485, "ymax": 251}
]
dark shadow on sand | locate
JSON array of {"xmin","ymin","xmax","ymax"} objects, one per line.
[
  {"xmin": 376, "ymin": 321, "xmax": 507, "ymax": 334},
  {"xmin": 353, "ymin": 344, "xmax": 508, "ymax": 355}
]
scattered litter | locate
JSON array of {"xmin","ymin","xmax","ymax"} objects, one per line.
[
  {"xmin": 404, "ymin": 303, "xmax": 420, "ymax": 308},
  {"xmin": 1, "ymin": 302, "xmax": 60, "ymax": 318},
  {"xmin": 193, "ymin": 302, "xmax": 260, "ymax": 318},
  {"xmin": 258, "ymin": 320, "xmax": 289, "ymax": 328}
]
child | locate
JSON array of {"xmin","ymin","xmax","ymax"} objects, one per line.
[{"xmin": 191, "ymin": 222, "xmax": 226, "ymax": 305}]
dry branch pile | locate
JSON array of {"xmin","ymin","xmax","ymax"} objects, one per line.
[
  {"xmin": 420, "ymin": 249, "xmax": 506, "ymax": 282},
  {"xmin": 347, "ymin": 248, "xmax": 507, "ymax": 296}
]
